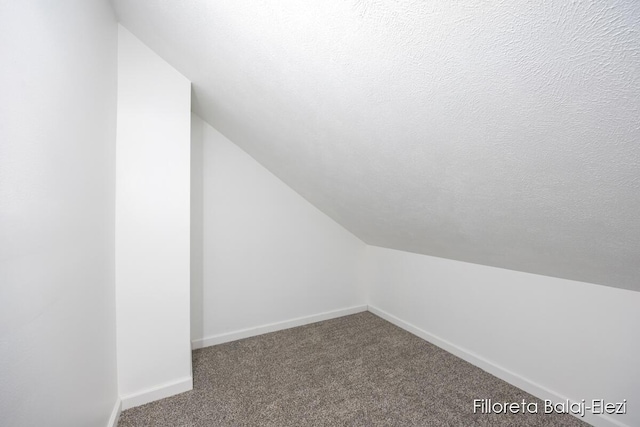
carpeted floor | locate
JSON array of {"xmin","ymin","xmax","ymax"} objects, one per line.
[{"xmin": 118, "ymin": 312, "xmax": 589, "ymax": 426}]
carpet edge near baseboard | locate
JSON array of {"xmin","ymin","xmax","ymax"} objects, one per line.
[
  {"xmin": 191, "ymin": 305, "xmax": 368, "ymax": 350},
  {"xmin": 367, "ymin": 305, "xmax": 628, "ymax": 427},
  {"xmin": 120, "ymin": 376, "xmax": 193, "ymax": 411}
]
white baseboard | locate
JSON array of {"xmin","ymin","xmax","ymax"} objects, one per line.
[
  {"xmin": 367, "ymin": 305, "xmax": 628, "ymax": 427},
  {"xmin": 120, "ymin": 376, "xmax": 193, "ymax": 410},
  {"xmin": 192, "ymin": 305, "xmax": 368, "ymax": 350},
  {"xmin": 107, "ymin": 398, "xmax": 121, "ymax": 427}
]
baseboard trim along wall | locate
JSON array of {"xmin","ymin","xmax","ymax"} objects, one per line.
[
  {"xmin": 367, "ymin": 305, "xmax": 628, "ymax": 427},
  {"xmin": 120, "ymin": 376, "xmax": 193, "ymax": 410},
  {"xmin": 107, "ymin": 398, "xmax": 122, "ymax": 427},
  {"xmin": 191, "ymin": 305, "xmax": 368, "ymax": 350}
]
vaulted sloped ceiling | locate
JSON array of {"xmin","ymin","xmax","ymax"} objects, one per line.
[{"xmin": 112, "ymin": 0, "xmax": 640, "ymax": 291}]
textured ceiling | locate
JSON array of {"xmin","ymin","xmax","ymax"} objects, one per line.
[{"xmin": 112, "ymin": 0, "xmax": 640, "ymax": 291}]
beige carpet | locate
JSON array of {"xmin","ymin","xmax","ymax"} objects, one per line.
[{"xmin": 118, "ymin": 312, "xmax": 589, "ymax": 426}]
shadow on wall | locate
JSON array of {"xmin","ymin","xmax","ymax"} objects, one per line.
[{"xmin": 191, "ymin": 114, "xmax": 205, "ymax": 344}]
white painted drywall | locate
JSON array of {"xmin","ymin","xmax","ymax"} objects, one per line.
[
  {"xmin": 115, "ymin": 26, "xmax": 192, "ymax": 407},
  {"xmin": 191, "ymin": 115, "xmax": 366, "ymax": 343},
  {"xmin": 190, "ymin": 113, "xmax": 205, "ymax": 342},
  {"xmin": 365, "ymin": 245, "xmax": 640, "ymax": 427},
  {"xmin": 0, "ymin": 1, "xmax": 119, "ymax": 426},
  {"xmin": 113, "ymin": 0, "xmax": 640, "ymax": 291}
]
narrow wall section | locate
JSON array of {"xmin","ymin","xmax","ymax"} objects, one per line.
[
  {"xmin": 116, "ymin": 26, "xmax": 191, "ymax": 409},
  {"xmin": 191, "ymin": 115, "xmax": 366, "ymax": 345},
  {"xmin": 0, "ymin": 1, "xmax": 119, "ymax": 426},
  {"xmin": 366, "ymin": 245, "xmax": 640, "ymax": 427}
]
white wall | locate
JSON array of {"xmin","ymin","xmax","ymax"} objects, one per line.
[
  {"xmin": 0, "ymin": 1, "xmax": 119, "ymax": 426},
  {"xmin": 116, "ymin": 26, "xmax": 192, "ymax": 409},
  {"xmin": 191, "ymin": 115, "xmax": 366, "ymax": 345},
  {"xmin": 191, "ymin": 111, "xmax": 205, "ymax": 341},
  {"xmin": 365, "ymin": 246, "xmax": 640, "ymax": 427}
]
